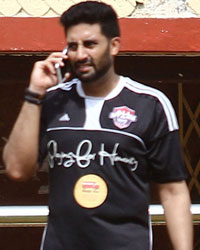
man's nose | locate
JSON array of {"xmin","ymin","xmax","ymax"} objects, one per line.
[{"xmin": 76, "ymin": 46, "xmax": 88, "ymax": 61}]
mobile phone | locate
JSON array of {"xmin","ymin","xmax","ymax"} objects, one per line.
[{"xmin": 55, "ymin": 47, "xmax": 71, "ymax": 83}]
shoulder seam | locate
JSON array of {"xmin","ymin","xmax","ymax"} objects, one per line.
[{"xmin": 123, "ymin": 77, "xmax": 179, "ymax": 131}]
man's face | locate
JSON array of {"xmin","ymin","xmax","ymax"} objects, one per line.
[{"xmin": 66, "ymin": 23, "xmax": 114, "ymax": 83}]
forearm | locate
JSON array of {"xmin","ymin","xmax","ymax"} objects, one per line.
[
  {"xmin": 3, "ymin": 52, "xmax": 69, "ymax": 180},
  {"xmin": 3, "ymin": 101, "xmax": 41, "ymax": 180},
  {"xmin": 159, "ymin": 181, "xmax": 193, "ymax": 250},
  {"xmin": 164, "ymin": 193, "xmax": 193, "ymax": 250}
]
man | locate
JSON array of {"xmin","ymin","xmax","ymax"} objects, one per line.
[{"xmin": 3, "ymin": 1, "xmax": 193, "ymax": 250}]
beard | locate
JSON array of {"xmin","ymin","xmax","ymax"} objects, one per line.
[{"xmin": 72, "ymin": 46, "xmax": 113, "ymax": 83}]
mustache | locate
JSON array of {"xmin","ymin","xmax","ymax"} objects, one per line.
[{"xmin": 75, "ymin": 58, "xmax": 93, "ymax": 67}]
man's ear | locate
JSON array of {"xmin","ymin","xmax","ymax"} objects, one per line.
[{"xmin": 110, "ymin": 37, "xmax": 120, "ymax": 56}]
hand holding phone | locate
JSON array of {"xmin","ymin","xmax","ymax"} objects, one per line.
[{"xmin": 55, "ymin": 47, "xmax": 72, "ymax": 83}]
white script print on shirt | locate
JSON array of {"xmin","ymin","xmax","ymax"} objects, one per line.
[{"xmin": 47, "ymin": 139, "xmax": 138, "ymax": 171}]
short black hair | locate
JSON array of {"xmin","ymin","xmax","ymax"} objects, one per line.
[{"xmin": 60, "ymin": 1, "xmax": 120, "ymax": 38}]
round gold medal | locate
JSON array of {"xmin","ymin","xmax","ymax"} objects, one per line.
[{"xmin": 73, "ymin": 174, "xmax": 108, "ymax": 208}]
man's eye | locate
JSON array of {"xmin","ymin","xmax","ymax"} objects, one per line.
[
  {"xmin": 84, "ymin": 41, "xmax": 97, "ymax": 48},
  {"xmin": 68, "ymin": 44, "xmax": 77, "ymax": 51}
]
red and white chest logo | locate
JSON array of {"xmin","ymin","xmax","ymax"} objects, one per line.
[{"xmin": 109, "ymin": 106, "xmax": 137, "ymax": 129}]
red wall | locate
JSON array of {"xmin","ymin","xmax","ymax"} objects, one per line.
[{"xmin": 1, "ymin": 17, "xmax": 200, "ymax": 53}]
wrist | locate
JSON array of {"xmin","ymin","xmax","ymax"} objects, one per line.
[{"xmin": 28, "ymin": 85, "xmax": 46, "ymax": 96}]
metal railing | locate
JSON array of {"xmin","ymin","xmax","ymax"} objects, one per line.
[{"xmin": 0, "ymin": 204, "xmax": 199, "ymax": 227}]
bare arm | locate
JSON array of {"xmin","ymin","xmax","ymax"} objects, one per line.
[
  {"xmin": 158, "ymin": 181, "xmax": 193, "ymax": 250},
  {"xmin": 3, "ymin": 102, "xmax": 41, "ymax": 180},
  {"xmin": 3, "ymin": 52, "xmax": 68, "ymax": 181}
]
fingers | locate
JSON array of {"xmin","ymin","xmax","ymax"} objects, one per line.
[
  {"xmin": 41, "ymin": 52, "xmax": 68, "ymax": 75},
  {"xmin": 47, "ymin": 52, "xmax": 68, "ymax": 67},
  {"xmin": 29, "ymin": 52, "xmax": 69, "ymax": 93},
  {"xmin": 34, "ymin": 52, "xmax": 67, "ymax": 74}
]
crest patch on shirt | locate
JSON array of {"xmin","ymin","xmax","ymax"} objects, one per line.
[{"xmin": 109, "ymin": 106, "xmax": 137, "ymax": 129}]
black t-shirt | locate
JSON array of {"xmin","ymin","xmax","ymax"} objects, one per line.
[{"xmin": 39, "ymin": 76, "xmax": 187, "ymax": 250}]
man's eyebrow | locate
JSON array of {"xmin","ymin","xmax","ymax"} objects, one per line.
[
  {"xmin": 68, "ymin": 39, "xmax": 98, "ymax": 47},
  {"xmin": 68, "ymin": 41, "xmax": 77, "ymax": 46},
  {"xmin": 83, "ymin": 39, "xmax": 98, "ymax": 44}
]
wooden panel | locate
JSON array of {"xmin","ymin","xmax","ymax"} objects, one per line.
[{"xmin": 0, "ymin": 55, "xmax": 199, "ymax": 206}]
